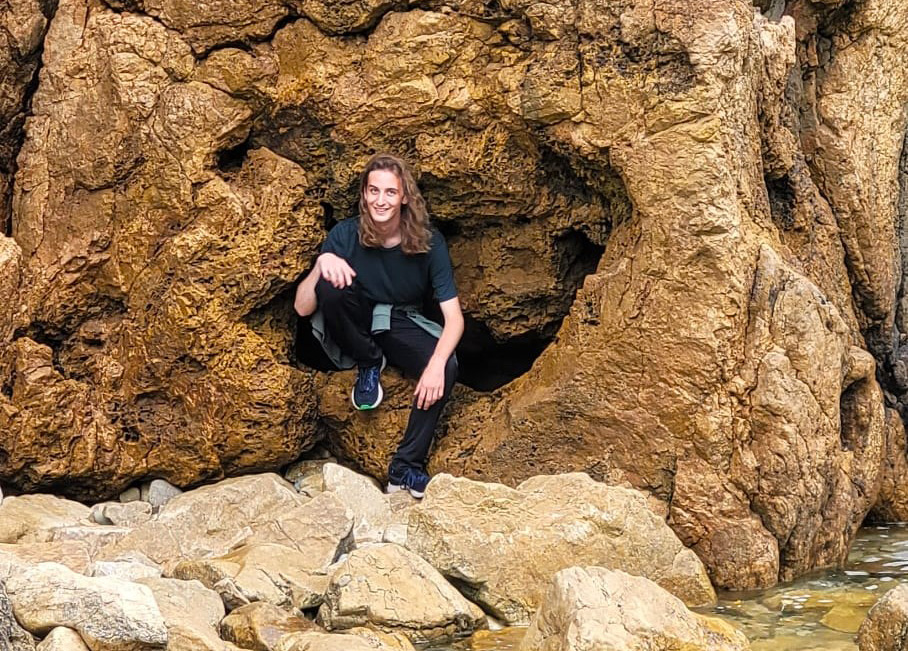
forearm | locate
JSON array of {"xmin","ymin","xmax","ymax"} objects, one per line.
[
  {"xmin": 293, "ymin": 265, "xmax": 320, "ymax": 316},
  {"xmin": 428, "ymin": 313, "xmax": 463, "ymax": 367}
]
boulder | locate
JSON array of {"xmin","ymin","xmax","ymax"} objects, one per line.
[
  {"xmin": 90, "ymin": 558, "xmax": 162, "ymax": 582},
  {"xmin": 219, "ymin": 602, "xmax": 322, "ymax": 651},
  {"xmin": 172, "ymin": 542, "xmax": 329, "ymax": 610},
  {"xmin": 320, "ymin": 463, "xmax": 392, "ymax": 546},
  {"xmin": 49, "ymin": 526, "xmax": 131, "ymax": 551},
  {"xmin": 858, "ymin": 584, "xmax": 908, "ymax": 651},
  {"xmin": 519, "ymin": 567, "xmax": 749, "ymax": 651},
  {"xmin": 135, "ymin": 577, "xmax": 234, "ymax": 651},
  {"xmin": 5, "ymin": 562, "xmax": 167, "ymax": 651},
  {"xmin": 141, "ymin": 481, "xmax": 183, "ymax": 510},
  {"xmin": 405, "ymin": 474, "xmax": 715, "ymax": 624},
  {"xmin": 0, "ymin": 541, "xmax": 93, "ymax": 574},
  {"xmin": 90, "ymin": 502, "xmax": 152, "ymax": 528},
  {"xmin": 97, "ymin": 475, "xmax": 352, "ymax": 571},
  {"xmin": 317, "ymin": 543, "xmax": 485, "ymax": 644},
  {"xmin": 0, "ymin": 580, "xmax": 36, "ymax": 651},
  {"xmin": 275, "ymin": 631, "xmax": 410, "ymax": 651},
  {"xmin": 0, "ymin": 495, "xmax": 91, "ymax": 543},
  {"xmin": 35, "ymin": 629, "xmax": 90, "ymax": 651}
]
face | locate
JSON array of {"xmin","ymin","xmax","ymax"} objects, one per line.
[{"xmin": 364, "ymin": 169, "xmax": 407, "ymax": 227}]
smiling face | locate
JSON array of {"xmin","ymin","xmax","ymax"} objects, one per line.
[{"xmin": 364, "ymin": 169, "xmax": 407, "ymax": 230}]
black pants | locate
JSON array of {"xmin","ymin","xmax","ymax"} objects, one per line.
[{"xmin": 315, "ymin": 279, "xmax": 457, "ymax": 473}]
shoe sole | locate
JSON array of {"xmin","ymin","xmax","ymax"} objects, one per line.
[
  {"xmin": 386, "ymin": 483, "xmax": 424, "ymax": 499},
  {"xmin": 351, "ymin": 356, "xmax": 386, "ymax": 410}
]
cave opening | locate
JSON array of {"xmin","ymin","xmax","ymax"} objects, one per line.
[{"xmin": 217, "ymin": 136, "xmax": 253, "ymax": 174}]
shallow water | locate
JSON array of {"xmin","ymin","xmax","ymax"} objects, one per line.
[{"xmin": 430, "ymin": 523, "xmax": 908, "ymax": 650}]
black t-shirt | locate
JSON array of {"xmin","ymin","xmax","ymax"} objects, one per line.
[{"xmin": 321, "ymin": 217, "xmax": 458, "ymax": 306}]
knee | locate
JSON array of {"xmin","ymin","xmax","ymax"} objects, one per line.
[{"xmin": 315, "ymin": 278, "xmax": 350, "ymax": 309}]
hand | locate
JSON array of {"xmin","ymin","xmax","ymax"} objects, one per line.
[
  {"xmin": 318, "ymin": 253, "xmax": 356, "ymax": 289},
  {"xmin": 415, "ymin": 359, "xmax": 446, "ymax": 410}
]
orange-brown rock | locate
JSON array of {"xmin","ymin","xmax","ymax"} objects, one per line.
[{"xmin": 2, "ymin": 0, "xmax": 906, "ymax": 593}]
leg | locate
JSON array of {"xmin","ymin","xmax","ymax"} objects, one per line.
[
  {"xmin": 315, "ymin": 278, "xmax": 382, "ymax": 366},
  {"xmin": 376, "ymin": 311, "xmax": 458, "ymax": 472}
]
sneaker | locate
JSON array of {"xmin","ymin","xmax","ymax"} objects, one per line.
[
  {"xmin": 387, "ymin": 466, "xmax": 431, "ymax": 499},
  {"xmin": 351, "ymin": 356, "xmax": 385, "ymax": 410}
]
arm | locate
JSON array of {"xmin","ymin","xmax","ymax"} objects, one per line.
[
  {"xmin": 414, "ymin": 296, "xmax": 464, "ymax": 410},
  {"xmin": 293, "ymin": 265, "xmax": 320, "ymax": 317}
]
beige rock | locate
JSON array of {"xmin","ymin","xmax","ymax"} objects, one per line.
[
  {"xmin": 98, "ymin": 474, "xmax": 352, "ymax": 572},
  {"xmin": 321, "ymin": 463, "xmax": 392, "ymax": 546},
  {"xmin": 0, "ymin": 579, "xmax": 36, "ymax": 651},
  {"xmin": 0, "ymin": 541, "xmax": 93, "ymax": 575},
  {"xmin": 92, "ymin": 502, "xmax": 153, "ymax": 528},
  {"xmin": 90, "ymin": 558, "xmax": 162, "ymax": 582},
  {"xmin": 219, "ymin": 602, "xmax": 322, "ymax": 651},
  {"xmin": 275, "ymin": 631, "xmax": 410, "ymax": 651},
  {"xmin": 49, "ymin": 526, "xmax": 131, "ymax": 551},
  {"xmin": 405, "ymin": 474, "xmax": 715, "ymax": 624},
  {"xmin": 0, "ymin": 495, "xmax": 91, "ymax": 544},
  {"xmin": 36, "ymin": 629, "xmax": 90, "ymax": 651},
  {"xmin": 284, "ymin": 459, "xmax": 331, "ymax": 497},
  {"xmin": 6, "ymin": 562, "xmax": 167, "ymax": 651},
  {"xmin": 318, "ymin": 543, "xmax": 485, "ymax": 644},
  {"xmin": 519, "ymin": 567, "xmax": 749, "ymax": 651},
  {"xmin": 135, "ymin": 577, "xmax": 231, "ymax": 651},
  {"xmin": 858, "ymin": 584, "xmax": 908, "ymax": 651},
  {"xmin": 344, "ymin": 629, "xmax": 415, "ymax": 651},
  {"xmin": 172, "ymin": 542, "xmax": 329, "ymax": 610}
]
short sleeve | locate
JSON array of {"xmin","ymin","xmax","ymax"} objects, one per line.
[
  {"xmin": 321, "ymin": 219, "xmax": 357, "ymax": 258},
  {"xmin": 428, "ymin": 229, "xmax": 458, "ymax": 302}
]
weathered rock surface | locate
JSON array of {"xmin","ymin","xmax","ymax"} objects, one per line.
[
  {"xmin": 91, "ymin": 502, "xmax": 152, "ymax": 528},
  {"xmin": 405, "ymin": 474, "xmax": 714, "ymax": 624},
  {"xmin": 320, "ymin": 462, "xmax": 393, "ymax": 546},
  {"xmin": 0, "ymin": 541, "xmax": 93, "ymax": 574},
  {"xmin": 136, "ymin": 577, "xmax": 233, "ymax": 651},
  {"xmin": 5, "ymin": 562, "xmax": 168, "ymax": 651},
  {"xmin": 0, "ymin": 495, "xmax": 90, "ymax": 543},
  {"xmin": 1, "ymin": 0, "xmax": 906, "ymax": 595},
  {"xmin": 172, "ymin": 542, "xmax": 329, "ymax": 610},
  {"xmin": 275, "ymin": 631, "xmax": 410, "ymax": 651},
  {"xmin": 97, "ymin": 474, "xmax": 352, "ymax": 571},
  {"xmin": 36, "ymin": 629, "xmax": 90, "ymax": 651},
  {"xmin": 318, "ymin": 543, "xmax": 486, "ymax": 644},
  {"xmin": 0, "ymin": 580, "xmax": 36, "ymax": 651},
  {"xmin": 858, "ymin": 584, "xmax": 908, "ymax": 651},
  {"xmin": 219, "ymin": 602, "xmax": 322, "ymax": 651},
  {"xmin": 519, "ymin": 567, "xmax": 749, "ymax": 651}
]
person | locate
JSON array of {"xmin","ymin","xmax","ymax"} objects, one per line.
[{"xmin": 294, "ymin": 153, "xmax": 464, "ymax": 498}]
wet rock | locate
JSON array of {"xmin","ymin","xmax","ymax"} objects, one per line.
[
  {"xmin": 858, "ymin": 584, "xmax": 908, "ymax": 651},
  {"xmin": 172, "ymin": 542, "xmax": 329, "ymax": 610},
  {"xmin": 405, "ymin": 474, "xmax": 715, "ymax": 624},
  {"xmin": 219, "ymin": 602, "xmax": 322, "ymax": 651},
  {"xmin": 5, "ymin": 562, "xmax": 167, "ymax": 651},
  {"xmin": 0, "ymin": 495, "xmax": 91, "ymax": 543},
  {"xmin": 519, "ymin": 567, "xmax": 750, "ymax": 651},
  {"xmin": 317, "ymin": 543, "xmax": 486, "ymax": 644},
  {"xmin": 97, "ymin": 475, "xmax": 352, "ymax": 572}
]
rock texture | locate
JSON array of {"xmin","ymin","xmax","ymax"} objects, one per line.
[
  {"xmin": 1, "ymin": 0, "xmax": 907, "ymax": 593},
  {"xmin": 219, "ymin": 602, "xmax": 322, "ymax": 651},
  {"xmin": 404, "ymin": 474, "xmax": 714, "ymax": 624},
  {"xmin": 858, "ymin": 584, "xmax": 908, "ymax": 651},
  {"xmin": 0, "ymin": 580, "xmax": 36, "ymax": 651},
  {"xmin": 519, "ymin": 567, "xmax": 750, "ymax": 651},
  {"xmin": 318, "ymin": 543, "xmax": 486, "ymax": 644}
]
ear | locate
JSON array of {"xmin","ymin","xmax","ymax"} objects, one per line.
[{"xmin": 402, "ymin": 195, "xmax": 409, "ymax": 204}]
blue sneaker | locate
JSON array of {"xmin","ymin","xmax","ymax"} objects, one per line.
[
  {"xmin": 351, "ymin": 356, "xmax": 385, "ymax": 410},
  {"xmin": 387, "ymin": 466, "xmax": 430, "ymax": 499}
]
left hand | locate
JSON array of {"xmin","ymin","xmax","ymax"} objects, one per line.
[{"xmin": 415, "ymin": 359, "xmax": 446, "ymax": 410}]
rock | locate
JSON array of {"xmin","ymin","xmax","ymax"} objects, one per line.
[
  {"xmin": 219, "ymin": 602, "xmax": 322, "ymax": 651},
  {"xmin": 0, "ymin": 580, "xmax": 36, "ymax": 651},
  {"xmin": 5, "ymin": 562, "xmax": 168, "ymax": 651},
  {"xmin": 275, "ymin": 631, "xmax": 409, "ymax": 651},
  {"xmin": 35, "ymin": 629, "xmax": 90, "ymax": 651},
  {"xmin": 172, "ymin": 542, "xmax": 329, "ymax": 610},
  {"xmin": 141, "ymin": 480, "xmax": 183, "ymax": 510},
  {"xmin": 98, "ymin": 475, "xmax": 352, "ymax": 572},
  {"xmin": 0, "ymin": 238, "xmax": 23, "ymax": 343},
  {"xmin": 345, "ymin": 629, "xmax": 415, "ymax": 651},
  {"xmin": 49, "ymin": 526, "xmax": 131, "ymax": 551},
  {"xmin": 136, "ymin": 577, "xmax": 231, "ymax": 651},
  {"xmin": 317, "ymin": 543, "xmax": 485, "ymax": 644},
  {"xmin": 118, "ymin": 489, "xmax": 141, "ymax": 504},
  {"xmin": 91, "ymin": 502, "xmax": 153, "ymax": 528},
  {"xmin": 284, "ymin": 459, "xmax": 331, "ymax": 497},
  {"xmin": 90, "ymin": 558, "xmax": 162, "ymax": 582},
  {"xmin": 0, "ymin": 495, "xmax": 91, "ymax": 543},
  {"xmin": 858, "ymin": 584, "xmax": 908, "ymax": 651},
  {"xmin": 404, "ymin": 474, "xmax": 715, "ymax": 624},
  {"xmin": 321, "ymin": 463, "xmax": 392, "ymax": 546},
  {"xmin": 0, "ymin": 541, "xmax": 93, "ymax": 575},
  {"xmin": 519, "ymin": 567, "xmax": 749, "ymax": 651},
  {"xmin": 869, "ymin": 409, "xmax": 908, "ymax": 522}
]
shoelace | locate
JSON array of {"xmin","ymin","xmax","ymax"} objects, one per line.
[
  {"xmin": 401, "ymin": 467, "xmax": 429, "ymax": 489},
  {"xmin": 360, "ymin": 365, "xmax": 380, "ymax": 393}
]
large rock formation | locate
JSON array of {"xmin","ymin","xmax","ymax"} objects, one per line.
[{"xmin": 2, "ymin": 0, "xmax": 907, "ymax": 592}]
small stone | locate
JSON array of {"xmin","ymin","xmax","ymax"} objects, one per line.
[
  {"xmin": 142, "ymin": 480, "xmax": 183, "ymax": 510},
  {"xmin": 35, "ymin": 628, "xmax": 90, "ymax": 651},
  {"xmin": 118, "ymin": 488, "xmax": 141, "ymax": 504},
  {"xmin": 101, "ymin": 502, "xmax": 153, "ymax": 528},
  {"xmin": 89, "ymin": 504, "xmax": 112, "ymax": 525}
]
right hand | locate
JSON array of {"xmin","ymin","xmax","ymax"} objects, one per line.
[{"xmin": 318, "ymin": 252, "xmax": 356, "ymax": 289}]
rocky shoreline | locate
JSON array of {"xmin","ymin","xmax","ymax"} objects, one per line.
[{"xmin": 1, "ymin": 462, "xmax": 906, "ymax": 651}]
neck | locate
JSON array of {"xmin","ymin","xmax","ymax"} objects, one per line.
[{"xmin": 374, "ymin": 216, "xmax": 402, "ymax": 247}]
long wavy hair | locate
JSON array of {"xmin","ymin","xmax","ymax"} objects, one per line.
[{"xmin": 358, "ymin": 153, "xmax": 431, "ymax": 255}]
